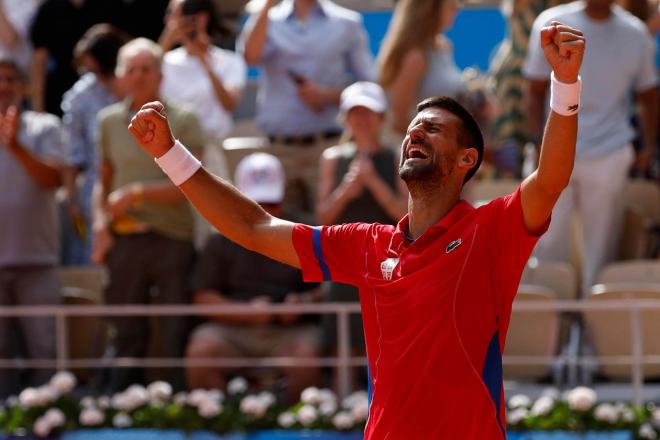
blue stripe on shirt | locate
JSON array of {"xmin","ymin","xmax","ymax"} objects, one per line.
[{"xmin": 312, "ymin": 226, "xmax": 331, "ymax": 281}]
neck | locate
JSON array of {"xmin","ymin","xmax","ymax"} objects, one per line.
[
  {"xmin": 354, "ymin": 133, "xmax": 381, "ymax": 154},
  {"xmin": 130, "ymin": 95, "xmax": 158, "ymax": 111},
  {"xmin": 585, "ymin": 2, "xmax": 612, "ymax": 19},
  {"xmin": 406, "ymin": 179, "xmax": 461, "ymax": 239},
  {"xmin": 294, "ymin": 0, "xmax": 317, "ymax": 19}
]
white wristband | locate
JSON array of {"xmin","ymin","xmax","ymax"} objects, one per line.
[
  {"xmin": 550, "ymin": 72, "xmax": 582, "ymax": 116},
  {"xmin": 154, "ymin": 140, "xmax": 202, "ymax": 186}
]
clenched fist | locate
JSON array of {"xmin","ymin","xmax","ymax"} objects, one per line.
[
  {"xmin": 541, "ymin": 21, "xmax": 585, "ymax": 84},
  {"xmin": 128, "ymin": 101, "xmax": 176, "ymax": 158}
]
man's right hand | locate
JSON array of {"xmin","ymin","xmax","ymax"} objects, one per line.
[{"xmin": 128, "ymin": 101, "xmax": 176, "ymax": 158}]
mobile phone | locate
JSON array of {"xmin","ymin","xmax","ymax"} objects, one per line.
[{"xmin": 287, "ymin": 70, "xmax": 306, "ymax": 85}]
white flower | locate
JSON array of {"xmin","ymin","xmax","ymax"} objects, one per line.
[
  {"xmin": 530, "ymin": 396, "xmax": 555, "ymax": 417},
  {"xmin": 240, "ymin": 395, "xmax": 267, "ymax": 418},
  {"xmin": 298, "ymin": 404, "xmax": 318, "ymax": 427},
  {"xmin": 332, "ymin": 411, "xmax": 355, "ymax": 430},
  {"xmin": 640, "ymin": 423, "xmax": 658, "ymax": 439},
  {"xmin": 44, "ymin": 408, "xmax": 66, "ymax": 427},
  {"xmin": 113, "ymin": 412, "xmax": 132, "ymax": 428},
  {"xmin": 301, "ymin": 387, "xmax": 322, "ymax": 405},
  {"xmin": 124, "ymin": 385, "xmax": 149, "ymax": 409},
  {"xmin": 257, "ymin": 391, "xmax": 275, "ymax": 409},
  {"xmin": 594, "ymin": 403, "xmax": 619, "ymax": 424},
  {"xmin": 566, "ymin": 386, "xmax": 597, "ymax": 411},
  {"xmin": 97, "ymin": 396, "xmax": 111, "ymax": 409},
  {"xmin": 19, "ymin": 388, "xmax": 41, "ymax": 408},
  {"xmin": 350, "ymin": 399, "xmax": 369, "ymax": 422},
  {"xmin": 207, "ymin": 389, "xmax": 224, "ymax": 402},
  {"xmin": 507, "ymin": 408, "xmax": 529, "ymax": 425},
  {"xmin": 49, "ymin": 371, "xmax": 76, "ymax": 395},
  {"xmin": 508, "ymin": 394, "xmax": 531, "ymax": 409},
  {"xmin": 37, "ymin": 386, "xmax": 58, "ymax": 404},
  {"xmin": 188, "ymin": 389, "xmax": 209, "ymax": 407},
  {"xmin": 33, "ymin": 416, "xmax": 52, "ymax": 438},
  {"xmin": 320, "ymin": 399, "xmax": 338, "ymax": 416},
  {"xmin": 174, "ymin": 392, "xmax": 188, "ymax": 406},
  {"xmin": 147, "ymin": 381, "xmax": 172, "ymax": 402},
  {"xmin": 227, "ymin": 377, "xmax": 248, "ymax": 395},
  {"xmin": 622, "ymin": 408, "xmax": 636, "ymax": 423},
  {"xmin": 79, "ymin": 408, "xmax": 104, "ymax": 426},
  {"xmin": 198, "ymin": 399, "xmax": 223, "ymax": 418},
  {"xmin": 278, "ymin": 412, "xmax": 296, "ymax": 428},
  {"xmin": 341, "ymin": 391, "xmax": 368, "ymax": 410},
  {"xmin": 319, "ymin": 389, "xmax": 337, "ymax": 405},
  {"xmin": 81, "ymin": 397, "xmax": 96, "ymax": 409}
]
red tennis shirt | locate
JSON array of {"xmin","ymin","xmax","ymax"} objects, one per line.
[{"xmin": 292, "ymin": 187, "xmax": 548, "ymax": 439}]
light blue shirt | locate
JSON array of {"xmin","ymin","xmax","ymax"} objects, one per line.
[
  {"xmin": 524, "ymin": 1, "xmax": 658, "ymax": 159},
  {"xmin": 238, "ymin": 0, "xmax": 375, "ymax": 136},
  {"xmin": 61, "ymin": 73, "xmax": 117, "ymax": 211}
]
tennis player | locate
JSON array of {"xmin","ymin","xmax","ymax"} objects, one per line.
[{"xmin": 128, "ymin": 22, "xmax": 584, "ymax": 439}]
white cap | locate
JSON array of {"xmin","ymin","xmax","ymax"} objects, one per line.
[
  {"xmin": 235, "ymin": 153, "xmax": 285, "ymax": 204},
  {"xmin": 339, "ymin": 81, "xmax": 388, "ymax": 118}
]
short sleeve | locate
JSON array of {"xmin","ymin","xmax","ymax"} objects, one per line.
[
  {"xmin": 237, "ymin": 13, "xmax": 277, "ymax": 62},
  {"xmin": 292, "ymin": 223, "xmax": 371, "ymax": 286},
  {"xmin": 33, "ymin": 115, "xmax": 66, "ymax": 162},
  {"xmin": 346, "ymin": 18, "xmax": 375, "ymax": 82},
  {"xmin": 217, "ymin": 51, "xmax": 247, "ymax": 90},
  {"xmin": 523, "ymin": 14, "xmax": 552, "ymax": 80},
  {"xmin": 633, "ymin": 34, "xmax": 659, "ymax": 92}
]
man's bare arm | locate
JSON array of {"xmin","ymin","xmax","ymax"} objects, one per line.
[
  {"xmin": 127, "ymin": 102, "xmax": 301, "ymax": 268},
  {"xmin": 520, "ymin": 22, "xmax": 585, "ymax": 232}
]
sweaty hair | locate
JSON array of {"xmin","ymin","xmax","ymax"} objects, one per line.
[
  {"xmin": 417, "ymin": 96, "xmax": 484, "ymax": 183},
  {"xmin": 74, "ymin": 24, "xmax": 130, "ymax": 77}
]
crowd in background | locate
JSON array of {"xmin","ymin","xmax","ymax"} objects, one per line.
[{"xmin": 0, "ymin": 0, "xmax": 658, "ymax": 401}]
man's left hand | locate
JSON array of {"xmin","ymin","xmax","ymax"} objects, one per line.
[
  {"xmin": 297, "ymin": 80, "xmax": 328, "ymax": 112},
  {"xmin": 541, "ymin": 21, "xmax": 585, "ymax": 84},
  {"xmin": 0, "ymin": 105, "xmax": 20, "ymax": 149}
]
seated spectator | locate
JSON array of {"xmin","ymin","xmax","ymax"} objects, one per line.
[
  {"xmin": 60, "ymin": 24, "xmax": 129, "ymax": 266},
  {"xmin": 160, "ymin": 0, "xmax": 247, "ymax": 177},
  {"xmin": 92, "ymin": 38, "xmax": 204, "ymax": 392},
  {"xmin": 186, "ymin": 152, "xmax": 321, "ymax": 404},
  {"xmin": 0, "ymin": 58, "xmax": 65, "ymax": 396},
  {"xmin": 238, "ymin": 0, "xmax": 375, "ymax": 221},
  {"xmin": 0, "ymin": 0, "xmax": 38, "ymax": 74},
  {"xmin": 377, "ymin": 0, "xmax": 465, "ymax": 139},
  {"xmin": 316, "ymin": 81, "xmax": 407, "ymax": 389}
]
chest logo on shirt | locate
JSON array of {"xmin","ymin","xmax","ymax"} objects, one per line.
[
  {"xmin": 380, "ymin": 258, "xmax": 399, "ymax": 281},
  {"xmin": 446, "ymin": 239, "xmax": 462, "ymax": 254}
]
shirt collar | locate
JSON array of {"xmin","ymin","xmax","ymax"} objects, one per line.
[
  {"xmin": 391, "ymin": 200, "xmax": 475, "ymax": 252},
  {"xmin": 281, "ymin": 0, "xmax": 328, "ymax": 20}
]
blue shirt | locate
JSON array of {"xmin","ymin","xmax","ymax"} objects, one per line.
[
  {"xmin": 239, "ymin": 0, "xmax": 375, "ymax": 136},
  {"xmin": 61, "ymin": 73, "xmax": 118, "ymax": 209}
]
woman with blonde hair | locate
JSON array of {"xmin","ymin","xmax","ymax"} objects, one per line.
[{"xmin": 377, "ymin": 0, "xmax": 464, "ymax": 137}]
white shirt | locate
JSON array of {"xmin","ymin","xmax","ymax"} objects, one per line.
[
  {"xmin": 0, "ymin": 0, "xmax": 38, "ymax": 72},
  {"xmin": 161, "ymin": 46, "xmax": 247, "ymax": 143},
  {"xmin": 523, "ymin": 1, "xmax": 658, "ymax": 159}
]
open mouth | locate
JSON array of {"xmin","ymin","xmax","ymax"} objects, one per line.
[{"xmin": 405, "ymin": 144, "xmax": 430, "ymax": 160}]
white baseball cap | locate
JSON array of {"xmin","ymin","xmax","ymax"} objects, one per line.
[
  {"xmin": 235, "ymin": 153, "xmax": 285, "ymax": 204},
  {"xmin": 339, "ymin": 81, "xmax": 388, "ymax": 118}
]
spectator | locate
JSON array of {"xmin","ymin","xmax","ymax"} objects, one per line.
[
  {"xmin": 60, "ymin": 24, "xmax": 129, "ymax": 266},
  {"xmin": 0, "ymin": 59, "xmax": 65, "ymax": 396},
  {"xmin": 160, "ymin": 0, "xmax": 246, "ymax": 173},
  {"xmin": 377, "ymin": 0, "xmax": 465, "ymax": 139},
  {"xmin": 239, "ymin": 0, "xmax": 374, "ymax": 220},
  {"xmin": 29, "ymin": 0, "xmax": 124, "ymax": 115},
  {"xmin": 186, "ymin": 152, "xmax": 321, "ymax": 403},
  {"xmin": 524, "ymin": 0, "xmax": 658, "ymax": 293},
  {"xmin": 316, "ymin": 81, "xmax": 407, "ymax": 388},
  {"xmin": 93, "ymin": 38, "xmax": 204, "ymax": 391},
  {"xmin": 0, "ymin": 0, "xmax": 38, "ymax": 74}
]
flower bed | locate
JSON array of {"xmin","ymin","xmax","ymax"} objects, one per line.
[{"xmin": 2, "ymin": 373, "xmax": 660, "ymax": 439}]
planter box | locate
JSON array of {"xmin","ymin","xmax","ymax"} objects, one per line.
[
  {"xmin": 248, "ymin": 432, "xmax": 363, "ymax": 440},
  {"xmin": 62, "ymin": 431, "xmax": 246, "ymax": 440},
  {"xmin": 508, "ymin": 432, "xmax": 631, "ymax": 440}
]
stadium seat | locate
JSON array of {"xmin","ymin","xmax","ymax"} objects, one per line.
[
  {"xmin": 504, "ymin": 284, "xmax": 560, "ymax": 380},
  {"xmin": 597, "ymin": 260, "xmax": 660, "ymax": 285},
  {"xmin": 521, "ymin": 258, "xmax": 578, "ymax": 301},
  {"xmin": 584, "ymin": 282, "xmax": 660, "ymax": 379},
  {"xmin": 619, "ymin": 179, "xmax": 660, "ymax": 260}
]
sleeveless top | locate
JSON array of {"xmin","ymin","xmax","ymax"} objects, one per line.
[{"xmin": 416, "ymin": 45, "xmax": 465, "ymax": 103}]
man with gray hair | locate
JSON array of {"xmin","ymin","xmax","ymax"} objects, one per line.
[{"xmin": 93, "ymin": 38, "xmax": 205, "ymax": 391}]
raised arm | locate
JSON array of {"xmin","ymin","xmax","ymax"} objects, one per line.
[
  {"xmin": 520, "ymin": 22, "xmax": 585, "ymax": 232},
  {"xmin": 127, "ymin": 102, "xmax": 301, "ymax": 268},
  {"xmin": 241, "ymin": 0, "xmax": 277, "ymax": 66}
]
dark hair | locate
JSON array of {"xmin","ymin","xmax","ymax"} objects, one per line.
[
  {"xmin": 0, "ymin": 57, "xmax": 26, "ymax": 81},
  {"xmin": 74, "ymin": 24, "xmax": 130, "ymax": 76},
  {"xmin": 416, "ymin": 96, "xmax": 484, "ymax": 184},
  {"xmin": 180, "ymin": 0, "xmax": 232, "ymax": 39}
]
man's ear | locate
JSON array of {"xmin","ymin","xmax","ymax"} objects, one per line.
[{"xmin": 458, "ymin": 147, "xmax": 478, "ymax": 170}]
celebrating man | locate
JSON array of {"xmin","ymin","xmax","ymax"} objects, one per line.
[{"xmin": 128, "ymin": 23, "xmax": 584, "ymax": 440}]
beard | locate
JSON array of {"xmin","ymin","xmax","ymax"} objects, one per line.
[{"xmin": 398, "ymin": 145, "xmax": 455, "ymax": 189}]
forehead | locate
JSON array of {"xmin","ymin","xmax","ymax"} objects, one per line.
[
  {"xmin": 125, "ymin": 50, "xmax": 159, "ymax": 68},
  {"xmin": 409, "ymin": 107, "xmax": 462, "ymax": 131}
]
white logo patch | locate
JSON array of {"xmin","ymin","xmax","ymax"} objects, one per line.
[
  {"xmin": 446, "ymin": 239, "xmax": 462, "ymax": 254},
  {"xmin": 380, "ymin": 258, "xmax": 399, "ymax": 280}
]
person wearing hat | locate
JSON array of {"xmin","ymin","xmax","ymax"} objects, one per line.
[
  {"xmin": 185, "ymin": 152, "xmax": 321, "ymax": 403},
  {"xmin": 316, "ymin": 81, "xmax": 408, "ymax": 388}
]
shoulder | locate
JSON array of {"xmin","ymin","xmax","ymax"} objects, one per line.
[
  {"xmin": 62, "ymin": 74, "xmax": 96, "ymax": 108},
  {"xmin": 163, "ymin": 47, "xmax": 187, "ymax": 64},
  {"xmin": 535, "ymin": 1, "xmax": 583, "ymax": 25},
  {"xmin": 321, "ymin": 0, "xmax": 364, "ymax": 24},
  {"xmin": 23, "ymin": 110, "xmax": 61, "ymax": 129},
  {"xmin": 612, "ymin": 5, "xmax": 651, "ymax": 36},
  {"xmin": 212, "ymin": 46, "xmax": 247, "ymax": 68},
  {"xmin": 98, "ymin": 102, "xmax": 125, "ymax": 121},
  {"xmin": 322, "ymin": 143, "xmax": 355, "ymax": 162}
]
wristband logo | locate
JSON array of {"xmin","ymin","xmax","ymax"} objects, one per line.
[
  {"xmin": 446, "ymin": 239, "xmax": 462, "ymax": 254},
  {"xmin": 380, "ymin": 258, "xmax": 399, "ymax": 281},
  {"xmin": 568, "ymin": 104, "xmax": 579, "ymax": 112}
]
